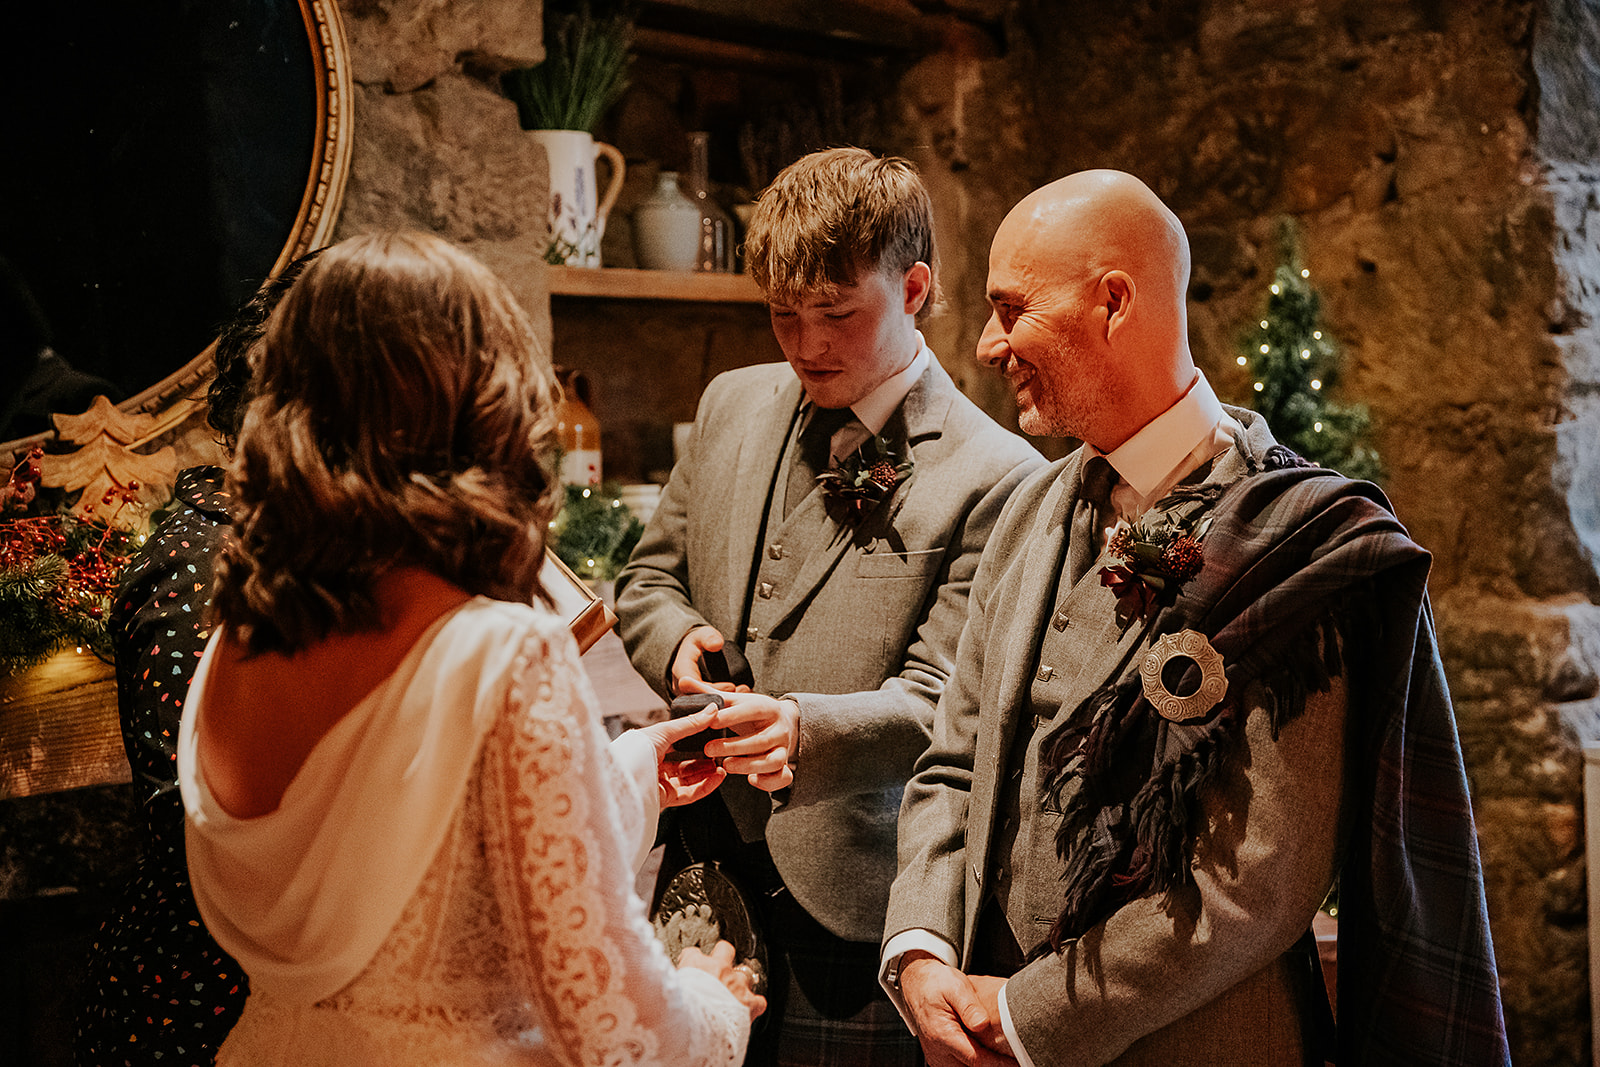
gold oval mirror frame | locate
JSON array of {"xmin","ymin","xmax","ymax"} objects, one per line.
[{"xmin": 0, "ymin": 0, "xmax": 354, "ymax": 463}]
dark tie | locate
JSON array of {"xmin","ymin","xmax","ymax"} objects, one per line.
[
  {"xmin": 784, "ymin": 406, "xmax": 852, "ymax": 517},
  {"xmin": 1066, "ymin": 454, "xmax": 1118, "ymax": 586}
]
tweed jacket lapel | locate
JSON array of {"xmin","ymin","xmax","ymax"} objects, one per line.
[
  {"xmin": 761, "ymin": 360, "xmax": 956, "ymax": 635},
  {"xmin": 723, "ymin": 376, "xmax": 804, "ymax": 629},
  {"xmin": 1209, "ymin": 407, "xmax": 1272, "ymax": 486},
  {"xmin": 970, "ymin": 411, "xmax": 1275, "ymax": 894}
]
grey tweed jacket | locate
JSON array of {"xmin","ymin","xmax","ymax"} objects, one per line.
[
  {"xmin": 617, "ymin": 357, "xmax": 1042, "ymax": 942},
  {"xmin": 886, "ymin": 409, "xmax": 1347, "ymax": 1065}
]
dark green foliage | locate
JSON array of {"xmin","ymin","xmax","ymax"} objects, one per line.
[
  {"xmin": 0, "ymin": 515, "xmax": 134, "ymax": 675},
  {"xmin": 550, "ymin": 481, "xmax": 644, "ymax": 582},
  {"xmin": 1237, "ymin": 224, "xmax": 1384, "ymax": 483},
  {"xmin": 502, "ymin": 3, "xmax": 634, "ymax": 134}
]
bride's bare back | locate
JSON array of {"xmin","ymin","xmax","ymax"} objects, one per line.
[{"xmin": 196, "ymin": 566, "xmax": 471, "ymax": 819}]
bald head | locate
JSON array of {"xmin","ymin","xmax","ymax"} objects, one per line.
[
  {"xmin": 979, "ymin": 170, "xmax": 1196, "ymax": 450},
  {"xmin": 1003, "ymin": 170, "xmax": 1190, "ymax": 326}
]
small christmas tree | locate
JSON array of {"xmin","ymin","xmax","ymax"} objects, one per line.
[
  {"xmin": 550, "ymin": 481, "xmax": 644, "ymax": 583},
  {"xmin": 1236, "ymin": 223, "xmax": 1383, "ymax": 482}
]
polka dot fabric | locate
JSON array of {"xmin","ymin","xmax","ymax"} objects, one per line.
[{"xmin": 75, "ymin": 467, "xmax": 248, "ymax": 1065}]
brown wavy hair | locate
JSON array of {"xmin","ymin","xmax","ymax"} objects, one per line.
[
  {"xmin": 213, "ymin": 231, "xmax": 560, "ymax": 655},
  {"xmin": 206, "ymin": 249, "xmax": 322, "ymax": 452},
  {"xmin": 743, "ymin": 147, "xmax": 940, "ymax": 318}
]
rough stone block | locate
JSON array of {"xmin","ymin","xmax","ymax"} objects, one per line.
[{"xmin": 340, "ymin": 0, "xmax": 543, "ymax": 93}]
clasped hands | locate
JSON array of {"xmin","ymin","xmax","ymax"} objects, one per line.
[
  {"xmin": 665, "ymin": 624, "xmax": 798, "ymax": 793},
  {"xmin": 899, "ymin": 952, "xmax": 1017, "ymax": 1067}
]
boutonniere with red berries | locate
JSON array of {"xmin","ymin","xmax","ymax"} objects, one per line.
[
  {"xmin": 1099, "ymin": 495, "xmax": 1213, "ymax": 625},
  {"xmin": 816, "ymin": 435, "xmax": 913, "ymax": 524}
]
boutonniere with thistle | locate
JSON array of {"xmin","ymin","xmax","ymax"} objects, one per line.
[
  {"xmin": 816, "ymin": 435, "xmax": 913, "ymax": 524},
  {"xmin": 1098, "ymin": 490, "xmax": 1217, "ymax": 625}
]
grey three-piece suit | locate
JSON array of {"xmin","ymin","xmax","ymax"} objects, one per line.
[
  {"xmin": 886, "ymin": 409, "xmax": 1347, "ymax": 1066},
  {"xmin": 618, "ymin": 356, "xmax": 1042, "ymax": 1056}
]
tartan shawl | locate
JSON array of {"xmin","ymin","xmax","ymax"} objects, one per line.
[{"xmin": 1041, "ymin": 456, "xmax": 1510, "ymax": 1066}]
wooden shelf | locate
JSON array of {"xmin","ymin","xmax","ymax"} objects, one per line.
[
  {"xmin": 548, "ymin": 266, "xmax": 765, "ymax": 303},
  {"xmin": 1, "ymin": 649, "xmax": 127, "ymax": 799}
]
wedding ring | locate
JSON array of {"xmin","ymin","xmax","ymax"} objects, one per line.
[{"xmin": 732, "ymin": 960, "xmax": 767, "ymax": 995}]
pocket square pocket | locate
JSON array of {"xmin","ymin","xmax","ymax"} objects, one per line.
[{"xmin": 857, "ymin": 547, "xmax": 944, "ymax": 579}]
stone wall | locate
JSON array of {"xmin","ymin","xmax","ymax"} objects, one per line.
[
  {"xmin": 334, "ymin": 0, "xmax": 553, "ymax": 346},
  {"xmin": 883, "ymin": 1, "xmax": 1600, "ymax": 1062}
]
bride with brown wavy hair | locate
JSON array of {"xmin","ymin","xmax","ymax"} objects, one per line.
[{"xmin": 177, "ymin": 230, "xmax": 761, "ymax": 1065}]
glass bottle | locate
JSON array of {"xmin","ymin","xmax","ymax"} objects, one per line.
[
  {"xmin": 686, "ymin": 131, "xmax": 734, "ymax": 273},
  {"xmin": 555, "ymin": 369, "xmax": 602, "ymax": 486}
]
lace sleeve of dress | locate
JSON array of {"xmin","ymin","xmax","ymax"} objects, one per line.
[{"xmin": 480, "ymin": 620, "xmax": 750, "ymax": 1067}]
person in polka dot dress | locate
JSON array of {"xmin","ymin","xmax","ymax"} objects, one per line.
[{"xmin": 74, "ymin": 258, "xmax": 313, "ymax": 1066}]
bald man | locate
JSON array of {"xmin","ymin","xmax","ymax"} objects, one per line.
[{"xmin": 879, "ymin": 171, "xmax": 1507, "ymax": 1066}]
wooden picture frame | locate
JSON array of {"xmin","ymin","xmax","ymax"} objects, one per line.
[{"xmin": 540, "ymin": 549, "xmax": 620, "ymax": 654}]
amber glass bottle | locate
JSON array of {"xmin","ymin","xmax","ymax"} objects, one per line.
[{"xmin": 555, "ymin": 370, "xmax": 601, "ymax": 486}]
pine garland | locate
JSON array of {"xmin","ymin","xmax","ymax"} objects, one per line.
[
  {"xmin": 0, "ymin": 448, "xmax": 143, "ymax": 675},
  {"xmin": 549, "ymin": 481, "xmax": 644, "ymax": 582}
]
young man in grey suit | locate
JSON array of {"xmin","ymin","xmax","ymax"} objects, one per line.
[
  {"xmin": 880, "ymin": 171, "xmax": 1507, "ymax": 1066},
  {"xmin": 616, "ymin": 147, "xmax": 1043, "ymax": 1066}
]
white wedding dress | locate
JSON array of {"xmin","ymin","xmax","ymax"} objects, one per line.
[{"xmin": 178, "ymin": 598, "xmax": 748, "ymax": 1066}]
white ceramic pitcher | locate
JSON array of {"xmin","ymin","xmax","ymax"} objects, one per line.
[{"xmin": 531, "ymin": 129, "xmax": 625, "ymax": 268}]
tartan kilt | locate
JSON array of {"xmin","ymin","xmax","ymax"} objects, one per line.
[
  {"xmin": 656, "ymin": 802, "xmax": 922, "ymax": 1067},
  {"xmin": 749, "ymin": 888, "xmax": 923, "ymax": 1067}
]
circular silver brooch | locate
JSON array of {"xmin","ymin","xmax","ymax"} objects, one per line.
[{"xmin": 1140, "ymin": 629, "xmax": 1228, "ymax": 722}]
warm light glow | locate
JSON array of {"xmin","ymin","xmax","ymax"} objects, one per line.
[
  {"xmin": 1270, "ymin": 284, "xmax": 1281, "ymax": 294},
  {"xmin": 611, "ymin": 499, "xmax": 621, "ymax": 508},
  {"xmin": 581, "ymin": 488, "xmax": 592, "ymax": 498},
  {"xmin": 1260, "ymin": 321, "xmax": 1269, "ymax": 329},
  {"xmin": 1300, "ymin": 268, "xmax": 1310, "ymax": 278},
  {"xmin": 586, "ymin": 558, "xmax": 597, "ymax": 568},
  {"xmin": 1311, "ymin": 379, "xmax": 1323, "ymax": 390},
  {"xmin": 76, "ymin": 646, "xmax": 84, "ymax": 654},
  {"xmin": 1253, "ymin": 382, "xmax": 1265, "ymax": 392},
  {"xmin": 1236, "ymin": 356, "xmax": 1248, "ymax": 366},
  {"xmin": 1314, "ymin": 421, "xmax": 1324, "ymax": 432},
  {"xmin": 1313, "ymin": 331, "xmax": 1322, "ymax": 340},
  {"xmin": 1300, "ymin": 349, "xmax": 1310, "ymax": 359},
  {"xmin": 1260, "ymin": 344, "xmax": 1269, "ymax": 354}
]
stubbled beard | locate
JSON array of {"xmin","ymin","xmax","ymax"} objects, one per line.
[{"xmin": 1013, "ymin": 333, "xmax": 1096, "ymax": 441}]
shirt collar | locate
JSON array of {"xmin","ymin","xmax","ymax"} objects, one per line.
[{"xmin": 1088, "ymin": 369, "xmax": 1227, "ymax": 499}]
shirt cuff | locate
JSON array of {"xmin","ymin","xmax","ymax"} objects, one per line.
[
  {"xmin": 997, "ymin": 982, "xmax": 1036, "ymax": 1067},
  {"xmin": 879, "ymin": 929, "xmax": 960, "ymax": 1031}
]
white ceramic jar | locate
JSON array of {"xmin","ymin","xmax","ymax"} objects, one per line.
[{"xmin": 633, "ymin": 171, "xmax": 701, "ymax": 271}]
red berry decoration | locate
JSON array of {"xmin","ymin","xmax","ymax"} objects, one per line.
[{"xmin": 1160, "ymin": 536, "xmax": 1204, "ymax": 580}]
